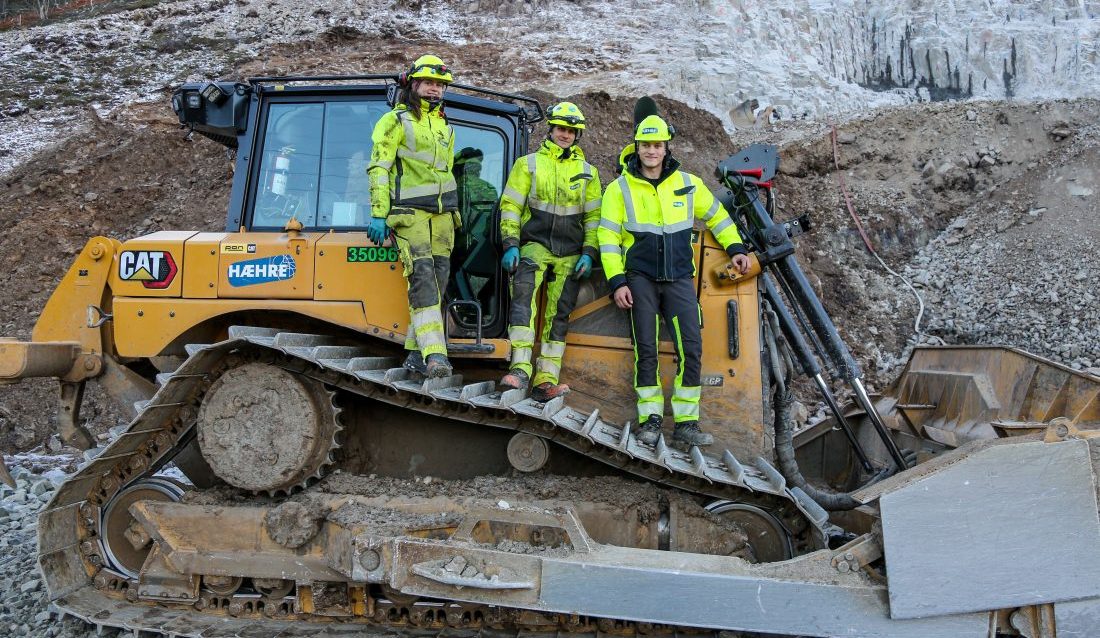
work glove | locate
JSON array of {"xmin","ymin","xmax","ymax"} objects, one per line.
[
  {"xmin": 367, "ymin": 217, "xmax": 389, "ymax": 246},
  {"xmin": 501, "ymin": 247, "xmax": 520, "ymax": 274},
  {"xmin": 573, "ymin": 254, "xmax": 593, "ymax": 280}
]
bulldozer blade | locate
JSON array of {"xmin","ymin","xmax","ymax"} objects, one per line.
[{"xmin": 0, "ymin": 339, "xmax": 81, "ymax": 383}]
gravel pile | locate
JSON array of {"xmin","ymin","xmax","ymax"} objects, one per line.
[
  {"xmin": 0, "ymin": 457, "xmax": 111, "ymax": 638},
  {"xmin": 904, "ymin": 120, "xmax": 1100, "ymax": 374}
]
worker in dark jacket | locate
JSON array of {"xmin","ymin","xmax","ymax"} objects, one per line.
[{"xmin": 598, "ymin": 115, "xmax": 750, "ymax": 447}]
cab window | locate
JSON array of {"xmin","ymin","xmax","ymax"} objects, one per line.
[{"xmin": 249, "ymin": 99, "xmax": 510, "ymax": 335}]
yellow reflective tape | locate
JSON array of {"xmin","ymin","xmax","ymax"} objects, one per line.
[
  {"xmin": 501, "ymin": 210, "xmax": 521, "ymax": 223},
  {"xmin": 584, "ymin": 197, "xmax": 602, "ymax": 212},
  {"xmin": 599, "ymin": 218, "xmax": 622, "ymax": 233},
  {"xmin": 600, "ymin": 244, "xmax": 621, "ymax": 255}
]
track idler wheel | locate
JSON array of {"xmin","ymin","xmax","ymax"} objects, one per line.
[
  {"xmin": 99, "ymin": 477, "xmax": 186, "ymax": 578},
  {"xmin": 196, "ymin": 362, "xmax": 341, "ymax": 494},
  {"xmin": 705, "ymin": 500, "xmax": 793, "ymax": 563}
]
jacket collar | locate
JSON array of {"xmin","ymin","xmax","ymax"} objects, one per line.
[
  {"xmin": 539, "ymin": 138, "xmax": 584, "ymax": 161},
  {"xmin": 624, "ymin": 151, "xmax": 681, "ymax": 184}
]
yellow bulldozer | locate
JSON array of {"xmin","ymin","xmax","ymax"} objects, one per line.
[{"xmin": 2, "ymin": 75, "xmax": 1099, "ymax": 637}]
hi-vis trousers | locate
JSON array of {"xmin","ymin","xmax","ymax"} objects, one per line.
[
  {"xmin": 507, "ymin": 242, "xmax": 581, "ymax": 386},
  {"xmin": 626, "ymin": 273, "xmax": 702, "ymax": 423},
  {"xmin": 389, "ymin": 207, "xmax": 455, "ymax": 357}
]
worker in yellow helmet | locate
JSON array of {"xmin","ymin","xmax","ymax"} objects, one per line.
[
  {"xmin": 367, "ymin": 54, "xmax": 458, "ymax": 378},
  {"xmin": 498, "ymin": 102, "xmax": 603, "ymax": 401},
  {"xmin": 598, "ymin": 114, "xmax": 751, "ymax": 448}
]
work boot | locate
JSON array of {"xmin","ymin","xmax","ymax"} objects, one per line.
[
  {"xmin": 636, "ymin": 414, "xmax": 663, "ymax": 446},
  {"xmin": 499, "ymin": 368, "xmax": 530, "ymax": 390},
  {"xmin": 531, "ymin": 382, "xmax": 570, "ymax": 402},
  {"xmin": 403, "ymin": 350, "xmax": 427, "ymax": 375},
  {"xmin": 425, "ymin": 353, "xmax": 453, "ymax": 378},
  {"xmin": 672, "ymin": 421, "xmax": 714, "ymax": 448}
]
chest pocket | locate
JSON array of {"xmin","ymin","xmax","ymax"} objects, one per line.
[{"xmin": 527, "ymin": 155, "xmax": 592, "ymax": 217}]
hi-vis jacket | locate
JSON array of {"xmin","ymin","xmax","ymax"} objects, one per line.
[
  {"xmin": 598, "ymin": 156, "xmax": 747, "ymax": 289},
  {"xmin": 500, "ymin": 140, "xmax": 602, "ymax": 259},
  {"xmin": 368, "ymin": 101, "xmax": 457, "ymax": 217}
]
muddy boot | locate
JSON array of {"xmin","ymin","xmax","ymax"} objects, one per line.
[
  {"xmin": 403, "ymin": 350, "xmax": 427, "ymax": 375},
  {"xmin": 425, "ymin": 353, "xmax": 453, "ymax": 378},
  {"xmin": 636, "ymin": 414, "xmax": 663, "ymax": 446},
  {"xmin": 672, "ymin": 421, "xmax": 714, "ymax": 448},
  {"xmin": 531, "ymin": 382, "xmax": 569, "ymax": 402},
  {"xmin": 499, "ymin": 368, "xmax": 530, "ymax": 390}
]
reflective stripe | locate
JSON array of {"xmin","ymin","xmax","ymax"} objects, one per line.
[
  {"xmin": 396, "ymin": 148, "xmax": 436, "ymax": 163},
  {"xmin": 372, "ymin": 159, "xmax": 394, "ymax": 171},
  {"xmin": 671, "ymin": 399, "xmax": 700, "ymax": 419},
  {"xmin": 700, "ymin": 199, "xmax": 721, "ymax": 222},
  {"xmin": 401, "ymin": 115, "xmax": 417, "ymax": 154},
  {"xmin": 584, "ymin": 219, "xmax": 599, "ymax": 231},
  {"xmin": 681, "ymin": 172, "xmax": 694, "ymax": 214},
  {"xmin": 527, "ymin": 154, "xmax": 538, "ymax": 198},
  {"xmin": 672, "ymin": 386, "xmax": 702, "ymax": 400},
  {"xmin": 540, "ymin": 341, "xmax": 566, "ymax": 358},
  {"xmin": 529, "ymin": 199, "xmax": 583, "ymax": 216},
  {"xmin": 636, "ymin": 384, "xmax": 664, "ymax": 418},
  {"xmin": 501, "ymin": 210, "xmax": 521, "ymax": 223},
  {"xmin": 711, "ymin": 217, "xmax": 735, "ymax": 236},
  {"xmin": 599, "ymin": 218, "xmax": 622, "ymax": 233},
  {"xmin": 502, "ymin": 185, "xmax": 525, "ymax": 203},
  {"xmin": 511, "ymin": 346, "xmax": 533, "ymax": 365},
  {"xmin": 663, "ymin": 218, "xmax": 694, "ymax": 234},
  {"xmin": 411, "ymin": 305, "xmax": 446, "ymax": 352},
  {"xmin": 624, "ymin": 218, "xmax": 693, "ymax": 235},
  {"xmin": 600, "ymin": 244, "xmax": 622, "ymax": 255},
  {"xmin": 583, "ymin": 197, "xmax": 602, "ymax": 213},
  {"xmin": 536, "ymin": 356, "xmax": 563, "ymax": 380},
  {"xmin": 623, "ymin": 221, "xmax": 662, "ymax": 234},
  {"xmin": 617, "ymin": 176, "xmax": 636, "ymax": 225},
  {"xmin": 400, "ymin": 183, "xmax": 445, "ymax": 198},
  {"xmin": 509, "ymin": 325, "xmax": 536, "ymax": 344},
  {"xmin": 411, "ymin": 307, "xmax": 444, "ymax": 330}
]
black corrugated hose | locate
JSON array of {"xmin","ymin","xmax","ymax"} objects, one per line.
[{"xmin": 763, "ymin": 303, "xmax": 862, "ymax": 511}]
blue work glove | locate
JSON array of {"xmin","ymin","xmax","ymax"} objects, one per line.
[
  {"xmin": 573, "ymin": 254, "xmax": 593, "ymax": 280},
  {"xmin": 367, "ymin": 217, "xmax": 389, "ymax": 245},
  {"xmin": 501, "ymin": 247, "xmax": 520, "ymax": 274}
]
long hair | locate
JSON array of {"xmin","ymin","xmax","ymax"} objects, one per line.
[{"xmin": 397, "ymin": 81, "xmax": 423, "ymax": 120}]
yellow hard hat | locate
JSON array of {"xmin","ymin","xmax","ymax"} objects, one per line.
[
  {"xmin": 635, "ymin": 114, "xmax": 673, "ymax": 142},
  {"xmin": 407, "ymin": 54, "xmax": 454, "ymax": 84},
  {"xmin": 547, "ymin": 102, "xmax": 586, "ymax": 130}
]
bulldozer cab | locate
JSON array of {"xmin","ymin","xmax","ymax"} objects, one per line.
[{"xmin": 173, "ymin": 77, "xmax": 541, "ymax": 344}]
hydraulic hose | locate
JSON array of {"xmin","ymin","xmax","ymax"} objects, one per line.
[{"xmin": 763, "ymin": 306, "xmax": 861, "ymax": 511}]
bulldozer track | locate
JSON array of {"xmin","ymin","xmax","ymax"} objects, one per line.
[{"xmin": 38, "ymin": 326, "xmax": 830, "ymax": 637}]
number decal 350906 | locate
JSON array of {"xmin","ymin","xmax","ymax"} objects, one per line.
[{"xmin": 346, "ymin": 246, "xmax": 399, "ymax": 262}]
